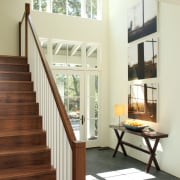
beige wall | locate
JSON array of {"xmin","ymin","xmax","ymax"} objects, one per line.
[
  {"xmin": 108, "ymin": 0, "xmax": 180, "ymax": 178},
  {"xmin": 1, "ymin": 0, "xmax": 180, "ymax": 178},
  {"xmin": 0, "ymin": 0, "xmax": 109, "ymax": 147},
  {"xmin": 0, "ymin": 0, "xmax": 31, "ymax": 55}
]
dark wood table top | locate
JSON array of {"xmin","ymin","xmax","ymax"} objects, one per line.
[{"xmin": 109, "ymin": 125, "xmax": 168, "ymax": 139}]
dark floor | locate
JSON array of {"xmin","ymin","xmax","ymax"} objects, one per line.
[{"xmin": 86, "ymin": 147, "xmax": 179, "ymax": 180}]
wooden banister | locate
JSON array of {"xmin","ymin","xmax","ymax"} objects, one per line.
[
  {"xmin": 19, "ymin": 22, "xmax": 21, "ymax": 56},
  {"xmin": 72, "ymin": 141, "xmax": 86, "ymax": 180},
  {"xmin": 19, "ymin": 12, "xmax": 25, "ymax": 56},
  {"xmin": 19, "ymin": 3, "xmax": 85, "ymax": 180},
  {"xmin": 27, "ymin": 16, "xmax": 76, "ymax": 144},
  {"xmin": 25, "ymin": 3, "xmax": 30, "ymax": 57}
]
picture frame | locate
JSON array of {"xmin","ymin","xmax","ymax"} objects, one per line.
[
  {"xmin": 128, "ymin": 0, "xmax": 157, "ymax": 43},
  {"xmin": 128, "ymin": 37, "xmax": 158, "ymax": 81},
  {"xmin": 128, "ymin": 82, "xmax": 158, "ymax": 122}
]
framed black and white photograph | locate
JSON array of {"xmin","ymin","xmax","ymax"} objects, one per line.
[
  {"xmin": 128, "ymin": 37, "xmax": 158, "ymax": 81},
  {"xmin": 128, "ymin": 82, "xmax": 157, "ymax": 122},
  {"xmin": 128, "ymin": 0, "xmax": 157, "ymax": 43}
]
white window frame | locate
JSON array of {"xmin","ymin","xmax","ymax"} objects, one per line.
[
  {"xmin": 32, "ymin": 0, "xmax": 102, "ymax": 20},
  {"xmin": 40, "ymin": 38, "xmax": 102, "ymax": 147}
]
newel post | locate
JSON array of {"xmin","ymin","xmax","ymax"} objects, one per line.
[
  {"xmin": 25, "ymin": 3, "xmax": 30, "ymax": 57},
  {"xmin": 72, "ymin": 141, "xmax": 86, "ymax": 180},
  {"xmin": 19, "ymin": 21, "xmax": 21, "ymax": 56}
]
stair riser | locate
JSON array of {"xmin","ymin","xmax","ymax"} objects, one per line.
[
  {"xmin": 0, "ymin": 117, "xmax": 42, "ymax": 132},
  {"xmin": 0, "ymin": 82, "xmax": 33, "ymax": 91},
  {"xmin": 0, "ymin": 64, "xmax": 29, "ymax": 72},
  {"xmin": 0, "ymin": 104, "xmax": 39, "ymax": 115},
  {"xmin": 0, "ymin": 172, "xmax": 56, "ymax": 180},
  {"xmin": 0, "ymin": 55, "xmax": 56, "ymax": 178},
  {"xmin": 0, "ymin": 56, "xmax": 27, "ymax": 64},
  {"xmin": 0, "ymin": 93, "xmax": 36, "ymax": 103},
  {"xmin": 18, "ymin": 173, "xmax": 56, "ymax": 180},
  {"xmin": 0, "ymin": 150, "xmax": 51, "ymax": 170},
  {"xmin": 0, "ymin": 133, "xmax": 46, "ymax": 151},
  {"xmin": 0, "ymin": 73, "xmax": 31, "ymax": 81}
]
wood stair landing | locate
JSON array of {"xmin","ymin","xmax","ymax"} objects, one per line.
[{"xmin": 0, "ymin": 55, "xmax": 56, "ymax": 180}]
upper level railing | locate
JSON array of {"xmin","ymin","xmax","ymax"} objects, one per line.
[{"xmin": 19, "ymin": 3, "xmax": 85, "ymax": 180}]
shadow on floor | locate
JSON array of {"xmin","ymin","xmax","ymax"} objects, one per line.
[{"xmin": 86, "ymin": 147, "xmax": 179, "ymax": 180}]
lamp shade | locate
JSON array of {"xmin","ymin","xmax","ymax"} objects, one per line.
[{"xmin": 114, "ymin": 104, "xmax": 125, "ymax": 116}]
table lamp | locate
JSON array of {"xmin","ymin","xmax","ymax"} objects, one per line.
[{"xmin": 114, "ymin": 104, "xmax": 125, "ymax": 126}]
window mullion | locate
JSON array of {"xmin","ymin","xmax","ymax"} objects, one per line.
[
  {"xmin": 81, "ymin": 0, "xmax": 86, "ymax": 18},
  {"xmin": 81, "ymin": 44, "xmax": 86, "ymax": 68},
  {"xmin": 33, "ymin": 0, "xmax": 101, "ymax": 20},
  {"xmin": 66, "ymin": 0, "xmax": 68, "ymax": 16},
  {"xmin": 39, "ymin": 0, "xmax": 42, "ymax": 11},
  {"xmin": 91, "ymin": 0, "xmax": 92, "ymax": 19},
  {"xmin": 50, "ymin": 0, "xmax": 52, "ymax": 13},
  {"xmin": 97, "ymin": 0, "xmax": 102, "ymax": 20}
]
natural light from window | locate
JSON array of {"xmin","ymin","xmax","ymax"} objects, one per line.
[
  {"xmin": 32, "ymin": 0, "xmax": 102, "ymax": 20},
  {"xmin": 86, "ymin": 168, "xmax": 155, "ymax": 180}
]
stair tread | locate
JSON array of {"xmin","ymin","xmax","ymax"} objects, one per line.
[
  {"xmin": 0, "ymin": 146, "xmax": 49, "ymax": 155},
  {"xmin": 0, "ymin": 130, "xmax": 45, "ymax": 137},
  {"xmin": 0, "ymin": 102, "xmax": 37, "ymax": 104},
  {"xmin": 0, "ymin": 80, "xmax": 32, "ymax": 83},
  {"xmin": 0, "ymin": 55, "xmax": 26, "ymax": 60},
  {"xmin": 0, "ymin": 166, "xmax": 55, "ymax": 179},
  {"xmin": 0, "ymin": 63, "xmax": 28, "ymax": 66},
  {"xmin": 0, "ymin": 91, "xmax": 35, "ymax": 93},
  {"xmin": 0, "ymin": 114, "xmax": 41, "ymax": 119},
  {"xmin": 0, "ymin": 71, "xmax": 30, "ymax": 74},
  {"xmin": 0, "ymin": 55, "xmax": 56, "ymax": 178}
]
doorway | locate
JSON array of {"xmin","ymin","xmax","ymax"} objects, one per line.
[{"xmin": 53, "ymin": 70, "xmax": 100, "ymax": 147}]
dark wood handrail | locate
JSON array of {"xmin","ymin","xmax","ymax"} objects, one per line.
[
  {"xmin": 19, "ymin": 3, "xmax": 85, "ymax": 180},
  {"xmin": 19, "ymin": 12, "xmax": 25, "ymax": 56},
  {"xmin": 28, "ymin": 15, "xmax": 76, "ymax": 144}
]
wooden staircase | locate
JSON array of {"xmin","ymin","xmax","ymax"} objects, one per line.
[{"xmin": 0, "ymin": 55, "xmax": 56, "ymax": 179}]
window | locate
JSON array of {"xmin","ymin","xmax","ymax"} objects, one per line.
[
  {"xmin": 42, "ymin": 40, "xmax": 100, "ymax": 69},
  {"xmin": 86, "ymin": 0, "xmax": 98, "ymax": 19},
  {"xmin": 52, "ymin": 0, "xmax": 66, "ymax": 14},
  {"xmin": 40, "ymin": 38, "xmax": 101, "ymax": 146},
  {"xmin": 32, "ymin": 0, "xmax": 102, "ymax": 20}
]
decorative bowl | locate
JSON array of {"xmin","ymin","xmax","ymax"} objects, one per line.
[{"xmin": 123, "ymin": 123, "xmax": 147, "ymax": 131}]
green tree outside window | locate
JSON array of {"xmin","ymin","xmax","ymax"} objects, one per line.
[
  {"xmin": 86, "ymin": 0, "xmax": 97, "ymax": 19},
  {"xmin": 68, "ymin": 0, "xmax": 81, "ymax": 16},
  {"xmin": 41, "ymin": 0, "xmax": 48, "ymax": 11},
  {"xmin": 52, "ymin": 0, "xmax": 66, "ymax": 14},
  {"xmin": 33, "ymin": 0, "xmax": 40, "ymax": 10},
  {"xmin": 33, "ymin": 0, "xmax": 99, "ymax": 20}
]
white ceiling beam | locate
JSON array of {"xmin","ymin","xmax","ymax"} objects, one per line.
[
  {"xmin": 70, "ymin": 44, "xmax": 81, "ymax": 56},
  {"xmin": 40, "ymin": 40, "xmax": 47, "ymax": 47},
  {"xmin": 87, "ymin": 46, "xmax": 97, "ymax": 57},
  {"xmin": 54, "ymin": 43, "xmax": 63, "ymax": 55}
]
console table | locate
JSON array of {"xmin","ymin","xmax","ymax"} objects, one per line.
[{"xmin": 110, "ymin": 125, "xmax": 168, "ymax": 173}]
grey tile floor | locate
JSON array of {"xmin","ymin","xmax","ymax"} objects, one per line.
[{"xmin": 86, "ymin": 148, "xmax": 179, "ymax": 180}]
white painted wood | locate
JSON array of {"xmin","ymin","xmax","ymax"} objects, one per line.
[{"xmin": 23, "ymin": 25, "xmax": 73, "ymax": 180}]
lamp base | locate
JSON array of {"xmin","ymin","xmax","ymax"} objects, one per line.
[{"xmin": 119, "ymin": 117, "xmax": 121, "ymax": 126}]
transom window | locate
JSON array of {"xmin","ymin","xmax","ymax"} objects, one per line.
[
  {"xmin": 40, "ymin": 39, "xmax": 101, "ymax": 69},
  {"xmin": 32, "ymin": 0, "xmax": 102, "ymax": 20},
  {"xmin": 40, "ymin": 38, "xmax": 101, "ymax": 144}
]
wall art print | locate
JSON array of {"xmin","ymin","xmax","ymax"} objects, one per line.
[
  {"xmin": 128, "ymin": 37, "xmax": 158, "ymax": 81},
  {"xmin": 128, "ymin": 0, "xmax": 157, "ymax": 43},
  {"xmin": 128, "ymin": 82, "xmax": 157, "ymax": 122}
]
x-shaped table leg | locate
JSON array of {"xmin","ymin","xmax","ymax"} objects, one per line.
[
  {"xmin": 144, "ymin": 137, "xmax": 160, "ymax": 173},
  {"xmin": 113, "ymin": 129, "xmax": 127, "ymax": 157}
]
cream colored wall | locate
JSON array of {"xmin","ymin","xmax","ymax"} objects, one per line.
[
  {"xmin": 108, "ymin": 0, "xmax": 180, "ymax": 178},
  {"xmin": 1, "ymin": 0, "xmax": 180, "ymax": 177},
  {"xmin": 0, "ymin": 0, "xmax": 31, "ymax": 55},
  {"xmin": 31, "ymin": 3, "xmax": 109, "ymax": 147},
  {"xmin": 0, "ymin": 0, "xmax": 109, "ymax": 147}
]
